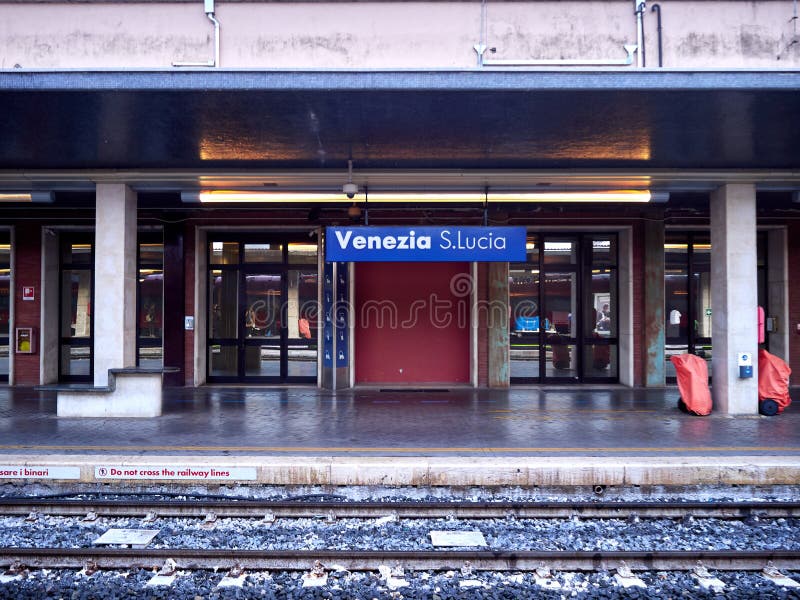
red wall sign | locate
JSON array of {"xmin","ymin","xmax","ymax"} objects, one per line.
[{"xmin": 22, "ymin": 287, "xmax": 35, "ymax": 301}]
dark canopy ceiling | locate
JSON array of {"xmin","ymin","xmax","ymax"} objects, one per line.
[{"xmin": 0, "ymin": 69, "xmax": 799, "ymax": 171}]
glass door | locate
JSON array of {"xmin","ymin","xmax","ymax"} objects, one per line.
[
  {"xmin": 510, "ymin": 233, "xmax": 618, "ymax": 384},
  {"xmin": 243, "ymin": 271, "xmax": 283, "ymax": 378},
  {"xmin": 541, "ymin": 238, "xmax": 579, "ymax": 382},
  {"xmin": 207, "ymin": 236, "xmax": 318, "ymax": 383}
]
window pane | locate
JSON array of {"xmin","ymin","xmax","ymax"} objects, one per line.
[
  {"xmin": 209, "ymin": 270, "xmax": 238, "ymax": 338},
  {"xmin": 63, "ymin": 243, "xmax": 92, "ymax": 264},
  {"xmin": 139, "ymin": 242, "xmax": 164, "ymax": 265},
  {"xmin": 245, "ymin": 274, "xmax": 282, "ymax": 339},
  {"xmin": 583, "ymin": 343, "xmax": 618, "ymax": 379},
  {"xmin": 61, "ymin": 346, "xmax": 91, "ymax": 377},
  {"xmin": 692, "ymin": 241, "xmax": 712, "ymax": 339},
  {"xmin": 544, "ymin": 340, "xmax": 576, "ymax": 378},
  {"xmin": 244, "ymin": 243, "xmax": 283, "ymax": 263},
  {"xmin": 245, "ymin": 344, "xmax": 281, "ymax": 377},
  {"xmin": 510, "ymin": 267, "xmax": 540, "ymax": 332},
  {"xmin": 288, "ymin": 269, "xmax": 318, "ymax": 377},
  {"xmin": 590, "ymin": 237, "xmax": 616, "ymax": 266},
  {"xmin": 586, "ymin": 268, "xmax": 616, "ymax": 338},
  {"xmin": 0, "ymin": 242, "xmax": 10, "ymax": 265},
  {"xmin": 665, "ymin": 240, "xmax": 688, "ymax": 342},
  {"xmin": 139, "ymin": 269, "xmax": 163, "ymax": 338},
  {"xmin": 61, "ymin": 270, "xmax": 92, "ymax": 338},
  {"xmin": 543, "ymin": 239, "xmax": 577, "ymax": 266},
  {"xmin": 510, "ymin": 340, "xmax": 540, "ymax": 379},
  {"xmin": 138, "ymin": 346, "xmax": 163, "ymax": 369},
  {"xmin": 209, "ymin": 345, "xmax": 237, "ymax": 377},
  {"xmin": 288, "ymin": 242, "xmax": 318, "ymax": 265},
  {"xmin": 543, "ymin": 272, "xmax": 576, "ymax": 336},
  {"xmin": 209, "ymin": 241, "xmax": 239, "ymax": 265}
]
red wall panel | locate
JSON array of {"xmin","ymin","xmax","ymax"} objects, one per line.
[
  {"xmin": 355, "ymin": 262, "xmax": 470, "ymax": 384},
  {"xmin": 13, "ymin": 225, "xmax": 41, "ymax": 385}
]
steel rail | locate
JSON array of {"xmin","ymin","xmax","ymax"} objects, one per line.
[
  {"xmin": 1, "ymin": 548, "xmax": 799, "ymax": 572},
  {"xmin": 0, "ymin": 498, "xmax": 797, "ymax": 519}
]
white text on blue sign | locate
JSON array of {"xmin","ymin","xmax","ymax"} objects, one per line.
[{"xmin": 326, "ymin": 226, "xmax": 527, "ymax": 262}]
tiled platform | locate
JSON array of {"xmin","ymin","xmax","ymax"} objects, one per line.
[{"xmin": 0, "ymin": 386, "xmax": 798, "ymax": 488}]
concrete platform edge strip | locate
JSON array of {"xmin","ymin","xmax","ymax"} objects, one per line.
[{"xmin": 0, "ymin": 455, "xmax": 798, "ymax": 487}]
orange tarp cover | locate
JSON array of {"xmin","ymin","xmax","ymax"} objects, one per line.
[
  {"xmin": 758, "ymin": 349, "xmax": 792, "ymax": 413},
  {"xmin": 670, "ymin": 354, "xmax": 712, "ymax": 416}
]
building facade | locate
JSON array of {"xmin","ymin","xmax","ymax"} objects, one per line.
[{"xmin": 1, "ymin": 0, "xmax": 799, "ymax": 414}]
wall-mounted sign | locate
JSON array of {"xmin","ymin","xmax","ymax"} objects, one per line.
[
  {"xmin": 326, "ymin": 226, "xmax": 526, "ymax": 262},
  {"xmin": 15, "ymin": 327, "xmax": 36, "ymax": 354},
  {"xmin": 22, "ymin": 286, "xmax": 34, "ymax": 301}
]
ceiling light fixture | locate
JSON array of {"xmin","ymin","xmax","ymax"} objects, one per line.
[{"xmin": 181, "ymin": 190, "xmax": 668, "ymax": 204}]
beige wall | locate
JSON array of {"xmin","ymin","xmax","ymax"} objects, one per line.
[{"xmin": 0, "ymin": 1, "xmax": 797, "ymax": 69}]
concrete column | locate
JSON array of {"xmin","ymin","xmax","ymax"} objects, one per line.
[
  {"xmin": 618, "ymin": 228, "xmax": 634, "ymax": 387},
  {"xmin": 644, "ymin": 220, "xmax": 665, "ymax": 386},
  {"xmin": 710, "ymin": 184, "xmax": 758, "ymax": 414},
  {"xmin": 40, "ymin": 230, "xmax": 60, "ymax": 384},
  {"xmin": 487, "ymin": 262, "xmax": 509, "ymax": 387},
  {"xmin": 94, "ymin": 184, "xmax": 137, "ymax": 387}
]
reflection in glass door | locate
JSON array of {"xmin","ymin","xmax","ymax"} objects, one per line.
[
  {"xmin": 543, "ymin": 270, "xmax": 578, "ymax": 380},
  {"xmin": 59, "ymin": 234, "xmax": 94, "ymax": 382},
  {"xmin": 207, "ymin": 237, "xmax": 318, "ymax": 383},
  {"xmin": 510, "ymin": 234, "xmax": 618, "ymax": 383},
  {"xmin": 243, "ymin": 272, "xmax": 282, "ymax": 378}
]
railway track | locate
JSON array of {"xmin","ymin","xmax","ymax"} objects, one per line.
[
  {"xmin": 2, "ymin": 496, "xmax": 798, "ymax": 581},
  {"xmin": 2, "ymin": 547, "xmax": 800, "ymax": 572},
  {"xmin": 1, "ymin": 496, "xmax": 798, "ymax": 520}
]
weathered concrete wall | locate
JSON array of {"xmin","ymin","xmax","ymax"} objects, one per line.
[{"xmin": 0, "ymin": 1, "xmax": 797, "ymax": 69}]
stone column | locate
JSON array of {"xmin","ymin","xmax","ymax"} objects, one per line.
[
  {"xmin": 487, "ymin": 262, "xmax": 509, "ymax": 387},
  {"xmin": 644, "ymin": 219, "xmax": 665, "ymax": 386},
  {"xmin": 94, "ymin": 184, "xmax": 137, "ymax": 387},
  {"xmin": 710, "ymin": 184, "xmax": 758, "ymax": 414}
]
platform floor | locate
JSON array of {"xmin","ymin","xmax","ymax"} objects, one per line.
[{"xmin": 1, "ymin": 386, "xmax": 799, "ymax": 488}]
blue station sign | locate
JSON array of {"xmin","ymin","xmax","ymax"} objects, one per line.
[{"xmin": 326, "ymin": 226, "xmax": 527, "ymax": 262}]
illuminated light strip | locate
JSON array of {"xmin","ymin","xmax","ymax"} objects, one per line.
[
  {"xmin": 491, "ymin": 191, "xmax": 655, "ymax": 203},
  {"xmin": 184, "ymin": 190, "xmax": 668, "ymax": 204},
  {"xmin": 194, "ymin": 191, "xmax": 367, "ymax": 203},
  {"xmin": 0, "ymin": 191, "xmax": 54, "ymax": 203}
]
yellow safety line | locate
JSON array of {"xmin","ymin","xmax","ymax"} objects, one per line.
[
  {"xmin": 0, "ymin": 445, "xmax": 797, "ymax": 453},
  {"xmin": 488, "ymin": 409, "xmax": 660, "ymax": 414}
]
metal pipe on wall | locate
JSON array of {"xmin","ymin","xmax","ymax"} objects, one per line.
[
  {"xmin": 635, "ymin": 0, "xmax": 646, "ymax": 67},
  {"xmin": 651, "ymin": 4, "xmax": 663, "ymax": 67}
]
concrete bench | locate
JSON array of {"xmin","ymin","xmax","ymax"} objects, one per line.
[{"xmin": 37, "ymin": 367, "xmax": 180, "ymax": 418}]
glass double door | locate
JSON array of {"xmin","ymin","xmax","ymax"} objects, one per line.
[
  {"xmin": 207, "ymin": 237, "xmax": 318, "ymax": 383},
  {"xmin": 510, "ymin": 234, "xmax": 618, "ymax": 383}
]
